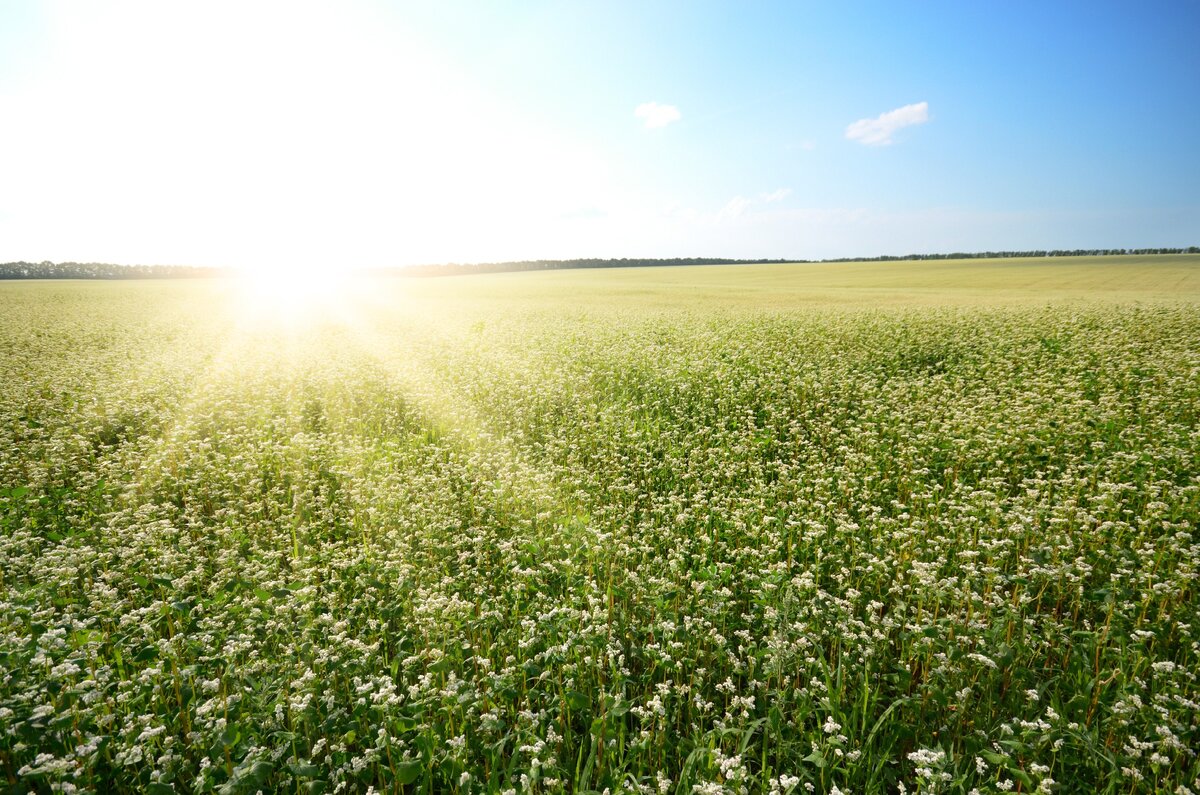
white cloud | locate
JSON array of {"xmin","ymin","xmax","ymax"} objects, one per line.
[
  {"xmin": 717, "ymin": 189, "xmax": 791, "ymax": 221},
  {"xmin": 845, "ymin": 101, "xmax": 929, "ymax": 146},
  {"xmin": 635, "ymin": 101, "xmax": 681, "ymax": 129},
  {"xmin": 717, "ymin": 196, "xmax": 751, "ymax": 220}
]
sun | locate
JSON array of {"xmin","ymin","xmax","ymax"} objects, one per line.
[{"xmin": 232, "ymin": 262, "xmax": 353, "ymax": 325}]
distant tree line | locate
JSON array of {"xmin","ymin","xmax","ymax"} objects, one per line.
[
  {"xmin": 0, "ymin": 261, "xmax": 229, "ymax": 279},
  {"xmin": 2, "ymin": 249, "xmax": 1197, "ymax": 279},
  {"xmin": 821, "ymin": 247, "xmax": 1200, "ymax": 263}
]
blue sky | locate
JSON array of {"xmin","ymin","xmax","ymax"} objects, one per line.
[{"xmin": 1, "ymin": 1, "xmax": 1197, "ymax": 269}]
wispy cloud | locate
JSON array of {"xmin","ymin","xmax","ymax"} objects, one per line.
[
  {"xmin": 635, "ymin": 101, "xmax": 681, "ymax": 129},
  {"xmin": 717, "ymin": 196, "xmax": 751, "ymax": 220},
  {"xmin": 717, "ymin": 188, "xmax": 792, "ymax": 221},
  {"xmin": 845, "ymin": 101, "xmax": 929, "ymax": 146}
]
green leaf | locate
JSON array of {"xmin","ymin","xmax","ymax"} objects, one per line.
[
  {"xmin": 146, "ymin": 784, "xmax": 175, "ymax": 795},
  {"xmin": 1010, "ymin": 768, "xmax": 1035, "ymax": 788},
  {"xmin": 981, "ymin": 750, "xmax": 1008, "ymax": 766},
  {"xmin": 71, "ymin": 630, "xmax": 102, "ymax": 647},
  {"xmin": 248, "ymin": 760, "xmax": 273, "ymax": 783},
  {"xmin": 395, "ymin": 760, "xmax": 422, "ymax": 785},
  {"xmin": 738, "ymin": 717, "xmax": 766, "ymax": 755},
  {"xmin": 291, "ymin": 762, "xmax": 321, "ymax": 778},
  {"xmin": 565, "ymin": 690, "xmax": 589, "ymax": 712}
]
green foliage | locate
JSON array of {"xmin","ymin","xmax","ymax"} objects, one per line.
[{"xmin": 1, "ymin": 269, "xmax": 1198, "ymax": 793}]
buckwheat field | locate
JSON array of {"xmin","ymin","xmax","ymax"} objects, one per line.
[{"xmin": 2, "ymin": 257, "xmax": 1198, "ymax": 795}]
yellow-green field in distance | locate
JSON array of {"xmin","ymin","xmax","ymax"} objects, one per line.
[
  {"xmin": 1, "ymin": 255, "xmax": 1198, "ymax": 794},
  {"xmin": 411, "ymin": 253, "xmax": 1200, "ymax": 307}
]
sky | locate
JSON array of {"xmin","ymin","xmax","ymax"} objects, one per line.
[{"xmin": 1, "ymin": 1, "xmax": 1198, "ymax": 270}]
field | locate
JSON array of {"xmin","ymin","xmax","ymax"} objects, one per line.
[{"xmin": 1, "ymin": 256, "xmax": 1198, "ymax": 794}]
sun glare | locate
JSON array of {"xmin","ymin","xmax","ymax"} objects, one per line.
[{"xmin": 233, "ymin": 264, "xmax": 352, "ymax": 324}]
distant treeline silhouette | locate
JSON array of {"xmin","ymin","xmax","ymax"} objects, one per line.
[
  {"xmin": 2, "ymin": 248, "xmax": 1197, "ymax": 279},
  {"xmin": 820, "ymin": 248, "xmax": 1199, "ymax": 263},
  {"xmin": 0, "ymin": 261, "xmax": 229, "ymax": 279}
]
